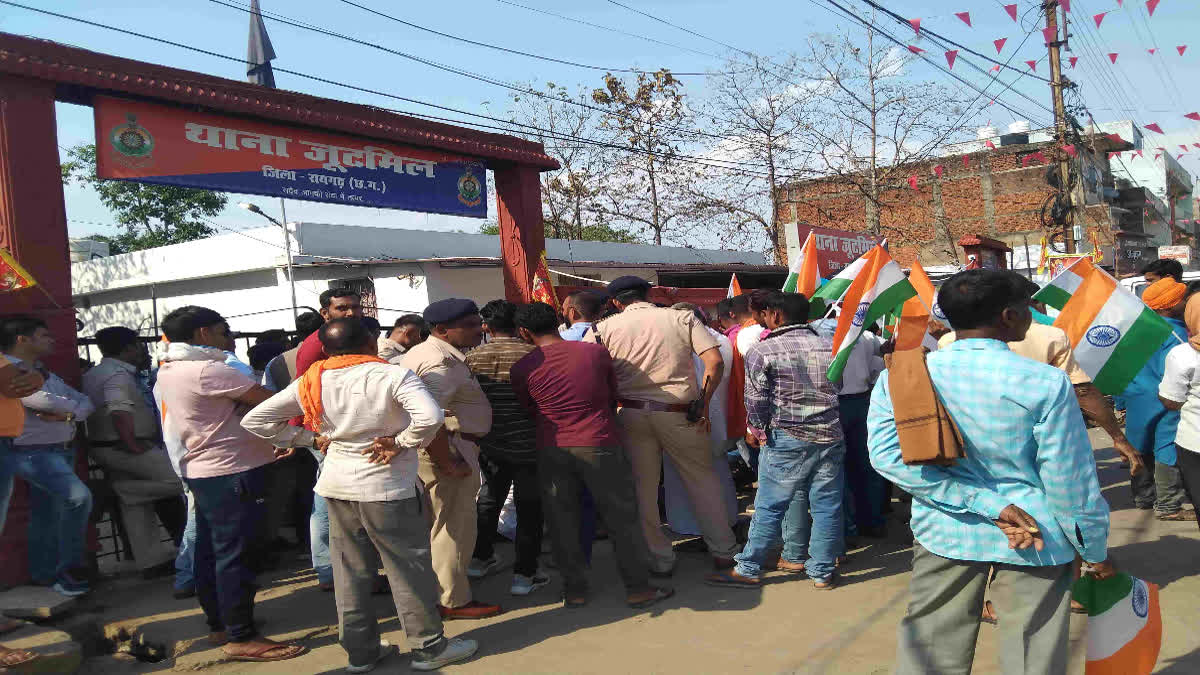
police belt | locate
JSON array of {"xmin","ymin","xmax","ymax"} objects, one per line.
[{"xmin": 617, "ymin": 399, "xmax": 690, "ymax": 413}]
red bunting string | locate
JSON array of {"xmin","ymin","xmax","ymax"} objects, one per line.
[
  {"xmin": 945, "ymin": 50, "xmax": 959, "ymax": 69},
  {"xmin": 1094, "ymin": 12, "xmax": 1107, "ymax": 28},
  {"xmin": 1178, "ymin": 153, "xmax": 1186, "ymax": 160},
  {"xmin": 907, "ymin": 175, "xmax": 919, "ymax": 190},
  {"xmin": 909, "ymin": 17, "xmax": 921, "ymax": 34},
  {"xmin": 955, "ymin": 11, "xmax": 972, "ymax": 27},
  {"xmin": 962, "ymin": 154, "xmax": 970, "ymax": 168},
  {"xmin": 1155, "ymin": 153, "xmax": 1163, "ymax": 160},
  {"xmin": 989, "ymin": 64, "xmax": 1001, "ymax": 75},
  {"xmin": 1186, "ymin": 112, "xmax": 1200, "ymax": 121},
  {"xmin": 1135, "ymin": 149, "xmax": 1144, "ymax": 157},
  {"xmin": 1069, "ymin": 56, "xmax": 1079, "ymax": 68},
  {"xmin": 1108, "ymin": 53, "xmax": 1119, "ymax": 64},
  {"xmin": 1062, "ymin": 144, "xmax": 1078, "ymax": 157},
  {"xmin": 994, "ymin": 37, "xmax": 1008, "ymax": 54},
  {"xmin": 933, "ymin": 165, "xmax": 944, "ymax": 179},
  {"xmin": 1146, "ymin": 0, "xmax": 1160, "ymax": 17},
  {"xmin": 1004, "ymin": 4, "xmax": 1018, "ymax": 21},
  {"xmin": 1025, "ymin": 60, "xmax": 1038, "ymax": 72},
  {"xmin": 907, "ymin": 45, "xmax": 925, "ymax": 54},
  {"xmin": 1042, "ymin": 27, "xmax": 1058, "ymax": 44},
  {"xmin": 1145, "ymin": 123, "xmax": 1165, "ymax": 133}
]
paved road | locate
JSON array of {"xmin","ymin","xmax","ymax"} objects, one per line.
[{"xmin": 81, "ymin": 431, "xmax": 1199, "ymax": 674}]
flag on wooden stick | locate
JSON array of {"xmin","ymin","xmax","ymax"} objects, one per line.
[
  {"xmin": 0, "ymin": 249, "xmax": 36, "ymax": 293},
  {"xmin": 530, "ymin": 250, "xmax": 560, "ymax": 312},
  {"xmin": 782, "ymin": 230, "xmax": 824, "ymax": 297}
]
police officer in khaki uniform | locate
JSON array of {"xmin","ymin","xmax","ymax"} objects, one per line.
[
  {"xmin": 588, "ymin": 277, "xmax": 738, "ymax": 574},
  {"xmin": 400, "ymin": 299, "xmax": 502, "ymax": 620}
]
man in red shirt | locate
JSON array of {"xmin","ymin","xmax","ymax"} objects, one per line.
[
  {"xmin": 510, "ymin": 302, "xmax": 672, "ymax": 610},
  {"xmin": 294, "ymin": 289, "xmax": 364, "ymax": 379}
]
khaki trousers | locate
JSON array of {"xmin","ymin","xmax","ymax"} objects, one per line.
[
  {"xmin": 617, "ymin": 408, "xmax": 738, "ymax": 572},
  {"xmin": 417, "ymin": 442, "xmax": 482, "ymax": 608},
  {"xmin": 90, "ymin": 444, "xmax": 183, "ymax": 569}
]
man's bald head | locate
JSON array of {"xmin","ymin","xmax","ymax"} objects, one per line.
[{"xmin": 319, "ymin": 317, "xmax": 377, "ymax": 356}]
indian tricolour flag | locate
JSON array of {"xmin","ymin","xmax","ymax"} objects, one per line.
[
  {"xmin": 809, "ymin": 256, "xmax": 867, "ymax": 319},
  {"xmin": 1072, "ymin": 573, "xmax": 1161, "ymax": 675},
  {"xmin": 1033, "ymin": 256, "xmax": 1098, "ymax": 310},
  {"xmin": 1053, "ymin": 264, "xmax": 1173, "ymax": 395},
  {"xmin": 829, "ymin": 246, "xmax": 916, "ymax": 382},
  {"xmin": 782, "ymin": 230, "xmax": 824, "ymax": 296}
]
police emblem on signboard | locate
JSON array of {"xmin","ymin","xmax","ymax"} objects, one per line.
[
  {"xmin": 109, "ymin": 114, "xmax": 154, "ymax": 168},
  {"xmin": 457, "ymin": 171, "xmax": 482, "ymax": 208}
]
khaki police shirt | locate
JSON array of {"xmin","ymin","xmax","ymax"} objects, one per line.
[
  {"xmin": 587, "ymin": 302, "xmax": 720, "ymax": 404},
  {"xmin": 938, "ymin": 323, "xmax": 1091, "ymax": 385},
  {"xmin": 82, "ymin": 357, "xmax": 161, "ymax": 443},
  {"xmin": 399, "ymin": 336, "xmax": 492, "ymax": 437}
]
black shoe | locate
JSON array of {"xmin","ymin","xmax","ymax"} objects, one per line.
[{"xmin": 142, "ymin": 560, "xmax": 175, "ymax": 580}]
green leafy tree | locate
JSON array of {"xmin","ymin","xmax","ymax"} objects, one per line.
[{"xmin": 61, "ymin": 144, "xmax": 227, "ymax": 253}]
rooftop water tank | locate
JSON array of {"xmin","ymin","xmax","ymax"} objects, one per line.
[
  {"xmin": 977, "ymin": 125, "xmax": 999, "ymax": 140},
  {"xmin": 1007, "ymin": 120, "xmax": 1032, "ymax": 134}
]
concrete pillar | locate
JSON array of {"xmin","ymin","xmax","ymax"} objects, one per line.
[{"xmin": 493, "ymin": 165, "xmax": 545, "ymax": 302}]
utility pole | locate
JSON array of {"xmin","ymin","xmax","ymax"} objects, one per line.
[{"xmin": 1045, "ymin": 0, "xmax": 1076, "ymax": 253}]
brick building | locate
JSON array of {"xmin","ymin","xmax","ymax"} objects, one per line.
[{"xmin": 775, "ymin": 126, "xmax": 1190, "ymax": 277}]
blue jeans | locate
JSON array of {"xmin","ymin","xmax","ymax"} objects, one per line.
[
  {"xmin": 175, "ymin": 488, "xmax": 197, "ymax": 591},
  {"xmin": 0, "ymin": 442, "xmax": 92, "ymax": 583},
  {"xmin": 308, "ymin": 447, "xmax": 331, "ymax": 585},
  {"xmin": 840, "ymin": 393, "xmax": 886, "ymax": 531},
  {"xmin": 734, "ymin": 432, "xmax": 844, "ymax": 582},
  {"xmin": 186, "ymin": 465, "xmax": 268, "ymax": 642}
]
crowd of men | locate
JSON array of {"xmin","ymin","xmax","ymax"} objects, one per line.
[{"xmin": 0, "ymin": 262, "xmax": 1197, "ymax": 672}]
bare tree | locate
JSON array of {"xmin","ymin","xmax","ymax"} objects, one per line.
[
  {"xmin": 803, "ymin": 23, "xmax": 971, "ymax": 239},
  {"xmin": 591, "ymin": 70, "xmax": 697, "ymax": 246},
  {"xmin": 688, "ymin": 53, "xmax": 817, "ymax": 262}
]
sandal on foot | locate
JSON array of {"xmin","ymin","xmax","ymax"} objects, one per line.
[
  {"xmin": 704, "ymin": 570, "xmax": 762, "ymax": 589},
  {"xmin": 0, "ymin": 645, "xmax": 38, "ymax": 668},
  {"xmin": 223, "ymin": 640, "xmax": 306, "ymax": 662},
  {"xmin": 980, "ymin": 601, "xmax": 998, "ymax": 625},
  {"xmin": 627, "ymin": 586, "xmax": 674, "ymax": 609}
]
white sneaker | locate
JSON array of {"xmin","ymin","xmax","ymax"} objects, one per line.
[
  {"xmin": 411, "ymin": 637, "xmax": 479, "ymax": 671},
  {"xmin": 346, "ymin": 640, "xmax": 396, "ymax": 673},
  {"xmin": 510, "ymin": 573, "xmax": 550, "ymax": 596},
  {"xmin": 467, "ymin": 555, "xmax": 501, "ymax": 579}
]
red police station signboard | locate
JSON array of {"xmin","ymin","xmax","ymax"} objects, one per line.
[
  {"xmin": 792, "ymin": 224, "xmax": 881, "ymax": 278},
  {"xmin": 94, "ymin": 96, "xmax": 487, "ymax": 218}
]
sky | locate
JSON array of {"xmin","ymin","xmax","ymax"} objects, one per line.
[{"xmin": 1, "ymin": 0, "xmax": 1197, "ymax": 243}]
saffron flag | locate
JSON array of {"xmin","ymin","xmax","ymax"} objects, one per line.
[
  {"xmin": 1033, "ymin": 256, "xmax": 1097, "ymax": 309},
  {"xmin": 1072, "ymin": 573, "xmax": 1161, "ymax": 675},
  {"xmin": 1053, "ymin": 264, "xmax": 1173, "ymax": 394},
  {"xmin": 828, "ymin": 246, "xmax": 916, "ymax": 382},
  {"xmin": 0, "ymin": 249, "xmax": 36, "ymax": 293},
  {"xmin": 727, "ymin": 272, "xmax": 743, "ymax": 299},
  {"xmin": 894, "ymin": 260, "xmax": 937, "ymax": 352},
  {"xmin": 782, "ymin": 230, "xmax": 823, "ymax": 297},
  {"xmin": 530, "ymin": 250, "xmax": 560, "ymax": 312}
]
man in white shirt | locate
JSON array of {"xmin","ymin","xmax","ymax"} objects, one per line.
[
  {"xmin": 1156, "ymin": 336, "xmax": 1200, "ymax": 529},
  {"xmin": 241, "ymin": 318, "xmax": 478, "ymax": 672},
  {"xmin": 1, "ymin": 316, "xmax": 94, "ymax": 596}
]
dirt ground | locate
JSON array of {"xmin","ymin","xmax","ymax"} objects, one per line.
[{"xmin": 72, "ymin": 430, "xmax": 1199, "ymax": 674}]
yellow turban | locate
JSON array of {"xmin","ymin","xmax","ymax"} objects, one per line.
[{"xmin": 1143, "ymin": 277, "xmax": 1187, "ymax": 311}]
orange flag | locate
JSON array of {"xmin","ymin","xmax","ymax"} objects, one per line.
[
  {"xmin": 530, "ymin": 250, "xmax": 560, "ymax": 312},
  {"xmin": 0, "ymin": 249, "xmax": 36, "ymax": 293},
  {"xmin": 727, "ymin": 272, "xmax": 743, "ymax": 298},
  {"xmin": 894, "ymin": 260, "xmax": 936, "ymax": 352}
]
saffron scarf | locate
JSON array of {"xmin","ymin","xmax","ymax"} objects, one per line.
[
  {"xmin": 725, "ymin": 318, "xmax": 760, "ymax": 440},
  {"xmin": 299, "ymin": 354, "xmax": 387, "ymax": 432},
  {"xmin": 1185, "ymin": 293, "xmax": 1200, "ymax": 351}
]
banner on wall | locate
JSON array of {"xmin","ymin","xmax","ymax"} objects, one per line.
[{"xmin": 94, "ymin": 96, "xmax": 488, "ymax": 218}]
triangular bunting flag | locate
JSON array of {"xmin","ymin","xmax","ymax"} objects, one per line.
[
  {"xmin": 933, "ymin": 164, "xmax": 944, "ymax": 178},
  {"xmin": 1116, "ymin": 0, "xmax": 1123, "ymax": 5},
  {"xmin": 1194, "ymin": 143, "xmax": 1200, "ymax": 149},
  {"xmin": 1070, "ymin": 56, "xmax": 1079, "ymax": 68},
  {"xmin": 1178, "ymin": 153, "xmax": 1186, "ymax": 160},
  {"xmin": 1108, "ymin": 52, "xmax": 1119, "ymax": 64},
  {"xmin": 1145, "ymin": 122, "xmax": 1164, "ymax": 133},
  {"xmin": 907, "ymin": 175, "xmax": 919, "ymax": 190},
  {"xmin": 955, "ymin": 11, "xmax": 972, "ymax": 27},
  {"xmin": 985, "ymin": 140, "xmax": 997, "ymax": 149},
  {"xmin": 989, "ymin": 64, "xmax": 1001, "ymax": 75},
  {"xmin": 1094, "ymin": 12, "xmax": 1107, "ymax": 28},
  {"xmin": 1061, "ymin": 0, "xmax": 1071, "ymax": 11},
  {"xmin": 1004, "ymin": 4, "xmax": 1018, "ymax": 21},
  {"xmin": 1147, "ymin": 0, "xmax": 1160, "ymax": 17},
  {"xmin": 1178, "ymin": 45, "xmax": 1188, "ymax": 56},
  {"xmin": 909, "ymin": 17, "xmax": 921, "ymax": 33},
  {"xmin": 1136, "ymin": 149, "xmax": 1144, "ymax": 157},
  {"xmin": 1185, "ymin": 112, "xmax": 1200, "ymax": 121},
  {"xmin": 1182, "ymin": 145, "xmax": 1190, "ymax": 152},
  {"xmin": 1108, "ymin": 152, "xmax": 1119, "ymax": 161},
  {"xmin": 945, "ymin": 50, "xmax": 958, "ymax": 68},
  {"xmin": 1149, "ymin": 48, "xmax": 1157, "ymax": 55},
  {"xmin": 1026, "ymin": 59, "xmax": 1038, "ymax": 72},
  {"xmin": 1043, "ymin": 26, "xmax": 1058, "ymax": 44},
  {"xmin": 962, "ymin": 154, "xmax": 971, "ymax": 168},
  {"xmin": 1155, "ymin": 153, "xmax": 1163, "ymax": 160},
  {"xmin": 1063, "ymin": 144, "xmax": 1078, "ymax": 157},
  {"xmin": 907, "ymin": 45, "xmax": 925, "ymax": 54},
  {"xmin": 994, "ymin": 37, "xmax": 1008, "ymax": 53}
]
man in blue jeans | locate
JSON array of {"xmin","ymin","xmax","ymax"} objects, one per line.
[
  {"xmin": 706, "ymin": 290, "xmax": 845, "ymax": 590},
  {"xmin": 1, "ymin": 316, "xmax": 94, "ymax": 596}
]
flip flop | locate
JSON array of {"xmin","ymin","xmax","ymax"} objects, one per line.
[
  {"xmin": 0, "ymin": 646, "xmax": 39, "ymax": 668},
  {"xmin": 223, "ymin": 641, "xmax": 307, "ymax": 662},
  {"xmin": 627, "ymin": 586, "xmax": 675, "ymax": 609}
]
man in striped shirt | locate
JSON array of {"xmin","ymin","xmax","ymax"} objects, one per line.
[{"xmin": 464, "ymin": 300, "xmax": 546, "ymax": 596}]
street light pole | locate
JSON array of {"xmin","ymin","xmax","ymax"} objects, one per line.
[{"xmin": 239, "ymin": 201, "xmax": 300, "ymax": 330}]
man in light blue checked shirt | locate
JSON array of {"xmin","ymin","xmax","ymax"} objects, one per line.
[{"xmin": 868, "ymin": 269, "xmax": 1115, "ymax": 675}]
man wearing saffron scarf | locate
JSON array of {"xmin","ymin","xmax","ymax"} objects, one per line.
[
  {"xmin": 241, "ymin": 318, "xmax": 478, "ymax": 672},
  {"xmin": 1124, "ymin": 277, "xmax": 1193, "ymax": 521}
]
